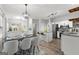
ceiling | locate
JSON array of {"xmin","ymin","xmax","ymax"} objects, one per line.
[
  {"xmin": 2, "ymin": 4, "xmax": 25, "ymax": 18},
  {"xmin": 1, "ymin": 4, "xmax": 79, "ymax": 19}
]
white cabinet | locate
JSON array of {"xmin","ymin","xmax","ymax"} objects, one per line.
[
  {"xmin": 42, "ymin": 32, "xmax": 52, "ymax": 42},
  {"xmin": 38, "ymin": 32, "xmax": 52, "ymax": 43},
  {"xmin": 61, "ymin": 34, "xmax": 79, "ymax": 55},
  {"xmin": 48, "ymin": 32, "xmax": 52, "ymax": 42}
]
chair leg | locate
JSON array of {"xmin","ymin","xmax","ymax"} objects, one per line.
[
  {"xmin": 33, "ymin": 46, "xmax": 35, "ymax": 55},
  {"xmin": 36, "ymin": 46, "xmax": 40, "ymax": 54}
]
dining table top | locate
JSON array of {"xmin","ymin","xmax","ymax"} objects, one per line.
[{"xmin": 6, "ymin": 34, "xmax": 37, "ymax": 42}]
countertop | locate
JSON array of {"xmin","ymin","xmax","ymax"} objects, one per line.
[{"xmin": 62, "ymin": 32, "xmax": 79, "ymax": 37}]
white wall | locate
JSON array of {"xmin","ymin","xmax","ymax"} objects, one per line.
[
  {"xmin": 38, "ymin": 19, "xmax": 49, "ymax": 33},
  {"xmin": 33, "ymin": 19, "xmax": 48, "ymax": 33}
]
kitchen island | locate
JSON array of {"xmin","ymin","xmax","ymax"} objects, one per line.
[{"xmin": 61, "ymin": 33, "xmax": 79, "ymax": 55}]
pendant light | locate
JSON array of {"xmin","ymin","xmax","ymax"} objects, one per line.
[{"xmin": 23, "ymin": 4, "xmax": 29, "ymax": 19}]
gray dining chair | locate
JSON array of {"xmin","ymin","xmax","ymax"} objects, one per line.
[
  {"xmin": 31, "ymin": 37, "xmax": 40, "ymax": 55},
  {"xmin": 2, "ymin": 40, "xmax": 18, "ymax": 55},
  {"xmin": 19, "ymin": 38, "xmax": 32, "ymax": 54}
]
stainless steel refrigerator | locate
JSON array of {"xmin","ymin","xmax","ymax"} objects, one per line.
[{"xmin": 52, "ymin": 24, "xmax": 59, "ymax": 39}]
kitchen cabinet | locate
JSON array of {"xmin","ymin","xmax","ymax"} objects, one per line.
[{"xmin": 61, "ymin": 34, "xmax": 79, "ymax": 55}]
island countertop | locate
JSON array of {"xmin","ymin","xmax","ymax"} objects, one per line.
[{"xmin": 62, "ymin": 32, "xmax": 79, "ymax": 37}]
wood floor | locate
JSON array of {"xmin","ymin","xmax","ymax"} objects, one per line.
[
  {"xmin": 0, "ymin": 40, "xmax": 2, "ymax": 52},
  {"xmin": 38, "ymin": 39, "xmax": 63, "ymax": 55}
]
